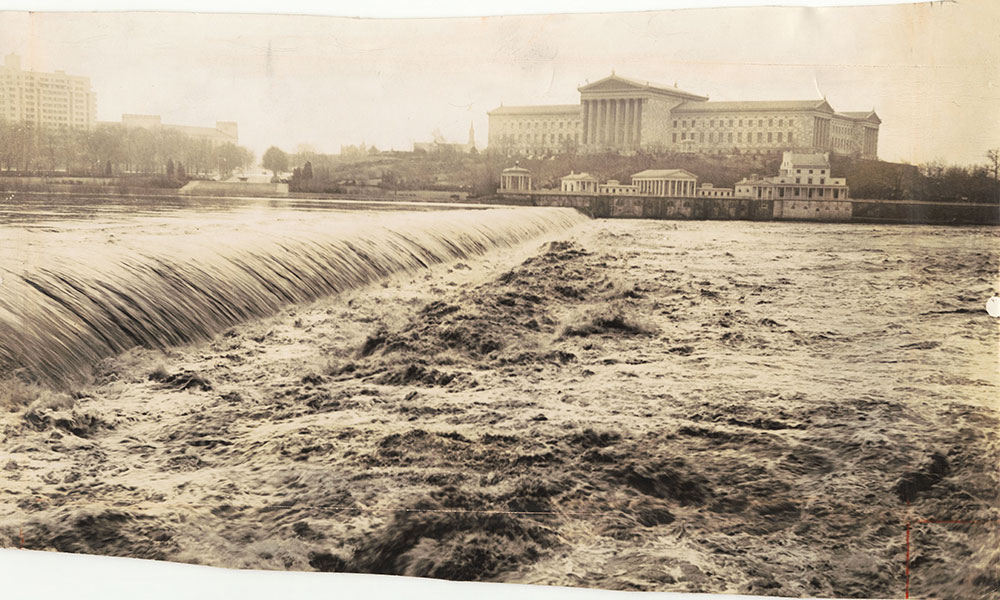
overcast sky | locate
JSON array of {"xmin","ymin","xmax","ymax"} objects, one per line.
[{"xmin": 1, "ymin": 1, "xmax": 997, "ymax": 165}]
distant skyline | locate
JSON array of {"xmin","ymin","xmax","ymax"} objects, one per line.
[{"xmin": 1, "ymin": 1, "xmax": 997, "ymax": 165}]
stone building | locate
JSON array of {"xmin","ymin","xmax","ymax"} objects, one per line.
[
  {"xmin": 698, "ymin": 184, "xmax": 734, "ymax": 198},
  {"xmin": 631, "ymin": 169, "xmax": 700, "ymax": 197},
  {"xmin": 734, "ymin": 152, "xmax": 848, "ymax": 201},
  {"xmin": 413, "ymin": 123, "xmax": 477, "ymax": 154},
  {"xmin": 488, "ymin": 73, "xmax": 880, "ymax": 158},
  {"xmin": 560, "ymin": 172, "xmax": 599, "ymax": 193},
  {"xmin": 599, "ymin": 180, "xmax": 639, "ymax": 195},
  {"xmin": 0, "ymin": 54, "xmax": 97, "ymax": 129},
  {"xmin": 486, "ymin": 104, "xmax": 582, "ymax": 156},
  {"xmin": 104, "ymin": 114, "xmax": 239, "ymax": 145}
]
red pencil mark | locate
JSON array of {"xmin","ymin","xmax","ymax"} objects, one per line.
[{"xmin": 905, "ymin": 522, "xmax": 910, "ymax": 599}]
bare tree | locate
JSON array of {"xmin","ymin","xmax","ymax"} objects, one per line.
[{"xmin": 988, "ymin": 148, "xmax": 1000, "ymax": 202}]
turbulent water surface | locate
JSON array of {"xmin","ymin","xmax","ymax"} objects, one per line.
[
  {"xmin": 0, "ymin": 196, "xmax": 998, "ymax": 599},
  {"xmin": 0, "ymin": 195, "xmax": 586, "ymax": 385}
]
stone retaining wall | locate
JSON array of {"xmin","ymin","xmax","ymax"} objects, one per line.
[{"xmin": 493, "ymin": 192, "xmax": 999, "ymax": 225}]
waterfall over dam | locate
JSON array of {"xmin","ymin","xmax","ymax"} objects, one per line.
[{"xmin": 0, "ymin": 206, "xmax": 587, "ymax": 386}]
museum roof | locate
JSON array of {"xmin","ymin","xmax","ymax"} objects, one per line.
[
  {"xmin": 488, "ymin": 104, "xmax": 581, "ymax": 116},
  {"xmin": 672, "ymin": 99, "xmax": 834, "ymax": 113},
  {"xmin": 578, "ymin": 74, "xmax": 708, "ymax": 101},
  {"xmin": 837, "ymin": 110, "xmax": 882, "ymax": 124}
]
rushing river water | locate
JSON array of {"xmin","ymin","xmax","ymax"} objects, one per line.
[
  {"xmin": 0, "ymin": 194, "xmax": 586, "ymax": 385},
  {"xmin": 0, "ymin": 194, "xmax": 998, "ymax": 596}
]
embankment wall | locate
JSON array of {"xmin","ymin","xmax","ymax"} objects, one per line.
[{"xmin": 493, "ymin": 192, "xmax": 999, "ymax": 225}]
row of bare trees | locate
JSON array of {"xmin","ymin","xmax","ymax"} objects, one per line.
[{"xmin": 0, "ymin": 121, "xmax": 255, "ymax": 178}]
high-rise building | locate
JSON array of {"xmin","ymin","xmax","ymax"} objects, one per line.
[{"xmin": 0, "ymin": 54, "xmax": 97, "ymax": 129}]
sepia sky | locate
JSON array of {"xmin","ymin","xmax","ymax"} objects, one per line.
[{"xmin": 0, "ymin": 1, "xmax": 997, "ymax": 165}]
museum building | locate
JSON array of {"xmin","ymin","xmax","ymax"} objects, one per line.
[{"xmin": 487, "ymin": 73, "xmax": 880, "ymax": 158}]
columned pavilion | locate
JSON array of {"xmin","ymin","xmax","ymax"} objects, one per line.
[{"xmin": 499, "ymin": 165, "xmax": 532, "ymax": 192}]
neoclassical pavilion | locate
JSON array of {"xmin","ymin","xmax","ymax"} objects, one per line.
[
  {"xmin": 499, "ymin": 165, "xmax": 532, "ymax": 192},
  {"xmin": 631, "ymin": 169, "xmax": 700, "ymax": 197}
]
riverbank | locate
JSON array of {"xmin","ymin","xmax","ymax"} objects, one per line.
[
  {"xmin": 6, "ymin": 182, "xmax": 996, "ymax": 225},
  {"xmin": 498, "ymin": 191, "xmax": 1000, "ymax": 225},
  {"xmin": 1, "ymin": 219, "xmax": 997, "ymax": 597}
]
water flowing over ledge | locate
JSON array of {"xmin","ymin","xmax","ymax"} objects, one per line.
[{"xmin": 0, "ymin": 207, "xmax": 588, "ymax": 386}]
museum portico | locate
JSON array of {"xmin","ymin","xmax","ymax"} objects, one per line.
[{"xmin": 578, "ymin": 74, "xmax": 707, "ymax": 152}]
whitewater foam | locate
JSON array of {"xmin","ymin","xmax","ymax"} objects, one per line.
[{"xmin": 0, "ymin": 207, "xmax": 587, "ymax": 386}]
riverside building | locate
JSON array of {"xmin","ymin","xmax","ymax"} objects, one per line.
[
  {"xmin": 734, "ymin": 152, "xmax": 848, "ymax": 201},
  {"xmin": 488, "ymin": 73, "xmax": 880, "ymax": 158},
  {"xmin": 631, "ymin": 169, "xmax": 699, "ymax": 197},
  {"xmin": 101, "ymin": 114, "xmax": 239, "ymax": 145},
  {"xmin": 560, "ymin": 172, "xmax": 599, "ymax": 193}
]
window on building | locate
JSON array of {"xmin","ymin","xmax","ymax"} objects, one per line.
[
  {"xmin": 833, "ymin": 189, "xmax": 839, "ymax": 199},
  {"xmin": 788, "ymin": 131, "xmax": 794, "ymax": 143},
  {"xmin": 728, "ymin": 132, "xmax": 733, "ymax": 143},
  {"xmin": 777, "ymin": 132, "xmax": 783, "ymax": 142},
  {"xmin": 779, "ymin": 187, "xmax": 784, "ymax": 197},
  {"xmin": 808, "ymin": 178, "xmax": 813, "ymax": 184},
  {"xmin": 779, "ymin": 119, "xmax": 784, "ymax": 127},
  {"xmin": 757, "ymin": 132, "xmax": 763, "ymax": 142},
  {"xmin": 768, "ymin": 119, "xmax": 773, "ymax": 127},
  {"xmin": 768, "ymin": 132, "xmax": 772, "ymax": 142},
  {"xmin": 673, "ymin": 120, "xmax": 677, "ymax": 128},
  {"xmin": 809, "ymin": 169, "xmax": 813, "ymax": 174},
  {"xmin": 796, "ymin": 177, "xmax": 800, "ymax": 183},
  {"xmin": 710, "ymin": 120, "xmax": 715, "ymax": 127},
  {"xmin": 682, "ymin": 120, "xmax": 687, "ymax": 127},
  {"xmin": 818, "ymin": 188, "xmax": 824, "ymax": 197},
  {"xmin": 700, "ymin": 132, "xmax": 704, "ymax": 142},
  {"xmin": 739, "ymin": 119, "xmax": 743, "ymax": 126},
  {"xmin": 728, "ymin": 119, "xmax": 733, "ymax": 126},
  {"xmin": 681, "ymin": 132, "xmax": 686, "ymax": 140},
  {"xmin": 820, "ymin": 178, "xmax": 825, "ymax": 184},
  {"xmin": 673, "ymin": 133, "xmax": 677, "ymax": 143},
  {"xmin": 737, "ymin": 132, "xmax": 742, "ymax": 142}
]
